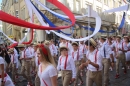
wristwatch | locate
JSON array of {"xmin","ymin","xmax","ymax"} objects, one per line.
[{"xmin": 1, "ymin": 80, "xmax": 4, "ymax": 82}]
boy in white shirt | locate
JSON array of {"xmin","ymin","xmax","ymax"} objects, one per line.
[
  {"xmin": 57, "ymin": 46, "xmax": 76, "ymax": 86},
  {"xmin": 71, "ymin": 42, "xmax": 83, "ymax": 86},
  {"xmin": 79, "ymin": 38, "xmax": 103, "ymax": 86}
]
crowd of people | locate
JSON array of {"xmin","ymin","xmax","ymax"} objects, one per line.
[{"xmin": 0, "ymin": 35, "xmax": 130, "ymax": 86}]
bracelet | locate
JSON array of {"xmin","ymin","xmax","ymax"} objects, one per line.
[{"xmin": 1, "ymin": 80, "xmax": 4, "ymax": 82}]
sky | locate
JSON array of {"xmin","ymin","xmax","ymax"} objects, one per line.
[{"xmin": 0, "ymin": 0, "xmax": 1, "ymax": 4}]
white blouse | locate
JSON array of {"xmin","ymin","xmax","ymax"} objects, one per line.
[{"xmin": 38, "ymin": 64, "xmax": 57, "ymax": 86}]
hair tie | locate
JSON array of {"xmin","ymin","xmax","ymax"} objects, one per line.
[{"xmin": 38, "ymin": 44, "xmax": 48, "ymax": 56}]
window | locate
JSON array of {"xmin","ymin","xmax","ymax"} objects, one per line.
[
  {"xmin": 14, "ymin": 0, "xmax": 18, "ymax": 3},
  {"xmin": 69, "ymin": 0, "xmax": 74, "ymax": 11},
  {"xmin": 76, "ymin": 0, "xmax": 80, "ymax": 12},
  {"xmin": 113, "ymin": 0, "xmax": 115, "ymax": 8},
  {"xmin": 7, "ymin": 28, "xmax": 12, "ymax": 36},
  {"xmin": 104, "ymin": 0, "xmax": 108, "ymax": 5},
  {"xmin": 58, "ymin": 0, "xmax": 65, "ymax": 3},
  {"xmin": 96, "ymin": 7, "xmax": 101, "ymax": 14},
  {"xmin": 15, "ymin": 10, "xmax": 19, "ymax": 17}
]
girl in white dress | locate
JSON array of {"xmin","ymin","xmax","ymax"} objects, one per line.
[
  {"xmin": 124, "ymin": 36, "xmax": 130, "ymax": 69},
  {"xmin": 37, "ymin": 44, "xmax": 57, "ymax": 86},
  {"xmin": 0, "ymin": 51, "xmax": 14, "ymax": 86}
]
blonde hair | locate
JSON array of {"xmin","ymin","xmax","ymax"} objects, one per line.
[{"xmin": 38, "ymin": 45, "xmax": 56, "ymax": 67}]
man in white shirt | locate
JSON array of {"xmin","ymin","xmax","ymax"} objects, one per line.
[
  {"xmin": 59, "ymin": 38, "xmax": 73, "ymax": 55},
  {"xmin": 79, "ymin": 38, "xmax": 103, "ymax": 86},
  {"xmin": 99, "ymin": 36, "xmax": 114, "ymax": 86},
  {"xmin": 49, "ymin": 39, "xmax": 58, "ymax": 63},
  {"xmin": 8, "ymin": 48, "xmax": 19, "ymax": 83},
  {"xmin": 114, "ymin": 35, "xmax": 127, "ymax": 79},
  {"xmin": 71, "ymin": 42, "xmax": 83, "ymax": 86},
  {"xmin": 57, "ymin": 46, "xmax": 76, "ymax": 86},
  {"xmin": 28, "ymin": 43, "xmax": 35, "ymax": 74},
  {"xmin": 17, "ymin": 44, "xmax": 33, "ymax": 86}
]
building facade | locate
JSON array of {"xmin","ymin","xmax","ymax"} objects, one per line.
[{"xmin": 1, "ymin": 0, "xmax": 130, "ymax": 42}]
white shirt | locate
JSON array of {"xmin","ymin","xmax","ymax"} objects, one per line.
[
  {"xmin": 14, "ymin": 48, "xmax": 18, "ymax": 55},
  {"xmin": 99, "ymin": 42, "xmax": 113, "ymax": 58},
  {"xmin": 49, "ymin": 44, "xmax": 57, "ymax": 56},
  {"xmin": 115, "ymin": 41, "xmax": 128, "ymax": 54},
  {"xmin": 86, "ymin": 50, "xmax": 103, "ymax": 71},
  {"xmin": 28, "ymin": 47, "xmax": 35, "ymax": 57},
  {"xmin": 38, "ymin": 64, "xmax": 57, "ymax": 86},
  {"xmin": 71, "ymin": 50, "xmax": 83, "ymax": 61},
  {"xmin": 10, "ymin": 54, "xmax": 18, "ymax": 64},
  {"xmin": 59, "ymin": 42, "xmax": 73, "ymax": 55},
  {"xmin": 79, "ymin": 44, "xmax": 87, "ymax": 55},
  {"xmin": 21, "ymin": 48, "xmax": 33, "ymax": 59},
  {"xmin": 57, "ymin": 55, "xmax": 76, "ymax": 78}
]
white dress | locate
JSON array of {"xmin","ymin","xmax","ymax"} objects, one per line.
[
  {"xmin": 0, "ymin": 57, "xmax": 14, "ymax": 86},
  {"xmin": 125, "ymin": 43, "xmax": 130, "ymax": 61},
  {"xmin": 38, "ymin": 64, "xmax": 57, "ymax": 86}
]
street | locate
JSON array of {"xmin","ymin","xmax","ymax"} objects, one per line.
[{"xmin": 14, "ymin": 65, "xmax": 130, "ymax": 86}]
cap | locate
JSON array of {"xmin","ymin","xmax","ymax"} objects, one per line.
[
  {"xmin": 116, "ymin": 35, "xmax": 122, "ymax": 38},
  {"xmin": 44, "ymin": 40, "xmax": 50, "ymax": 45},
  {"xmin": 72, "ymin": 42, "xmax": 79, "ymax": 46},
  {"xmin": 85, "ymin": 38, "xmax": 97, "ymax": 48},
  {"xmin": 90, "ymin": 38, "xmax": 97, "ymax": 48},
  {"xmin": 8, "ymin": 48, "xmax": 14, "ymax": 54},
  {"xmin": 59, "ymin": 46, "xmax": 68, "ymax": 51},
  {"xmin": 100, "ymin": 35, "xmax": 107, "ymax": 40},
  {"xmin": 33, "ymin": 43, "xmax": 39, "ymax": 47},
  {"xmin": 17, "ymin": 44, "xmax": 25, "ymax": 48}
]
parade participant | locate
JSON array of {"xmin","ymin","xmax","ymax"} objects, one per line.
[
  {"xmin": 99, "ymin": 36, "xmax": 114, "ymax": 86},
  {"xmin": 59, "ymin": 38, "xmax": 73, "ymax": 55},
  {"xmin": 17, "ymin": 44, "xmax": 33, "ymax": 86},
  {"xmin": 49, "ymin": 39, "xmax": 58, "ymax": 64},
  {"xmin": 78, "ymin": 40, "xmax": 87, "ymax": 77},
  {"xmin": 0, "ymin": 48, "xmax": 14, "ymax": 86},
  {"xmin": 123, "ymin": 36, "xmax": 130, "ymax": 69},
  {"xmin": 33, "ymin": 43, "xmax": 40, "ymax": 86},
  {"xmin": 57, "ymin": 46, "xmax": 76, "ymax": 86},
  {"xmin": 28, "ymin": 43, "xmax": 35, "ymax": 74},
  {"xmin": 71, "ymin": 42, "xmax": 83, "ymax": 86},
  {"xmin": 79, "ymin": 38, "xmax": 103, "ymax": 86},
  {"xmin": 107, "ymin": 37, "xmax": 116, "ymax": 71},
  {"xmin": 79, "ymin": 39, "xmax": 87, "ymax": 61},
  {"xmin": 37, "ymin": 44, "xmax": 57, "ymax": 86},
  {"xmin": 44, "ymin": 40, "xmax": 50, "ymax": 47},
  {"xmin": 115, "ymin": 35, "xmax": 127, "ymax": 79},
  {"xmin": 8, "ymin": 48, "xmax": 18, "ymax": 84}
]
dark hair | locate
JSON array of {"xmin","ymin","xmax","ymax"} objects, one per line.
[
  {"xmin": 100, "ymin": 38, "xmax": 106, "ymax": 41},
  {"xmin": 85, "ymin": 40, "xmax": 95, "ymax": 48},
  {"xmin": 0, "ymin": 47, "xmax": 4, "ymax": 56}
]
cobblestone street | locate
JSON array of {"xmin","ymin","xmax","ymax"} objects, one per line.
[{"xmin": 14, "ymin": 64, "xmax": 130, "ymax": 86}]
